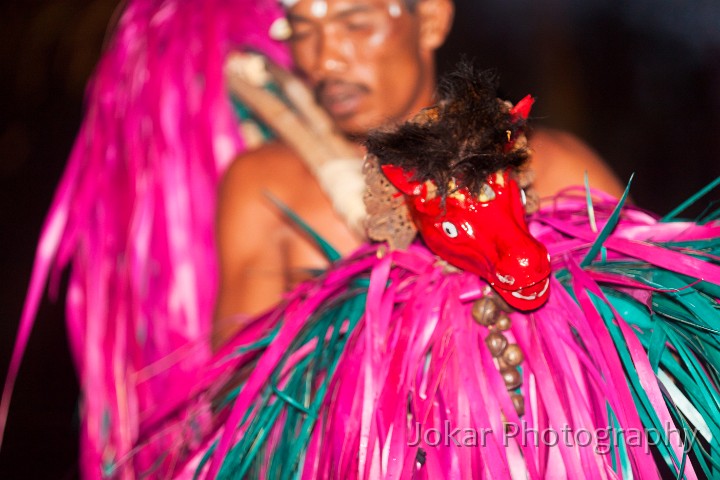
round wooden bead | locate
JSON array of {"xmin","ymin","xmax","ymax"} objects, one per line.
[
  {"xmin": 501, "ymin": 367, "xmax": 522, "ymax": 390},
  {"xmin": 471, "ymin": 297, "xmax": 498, "ymax": 326},
  {"xmin": 502, "ymin": 344, "xmax": 524, "ymax": 367},
  {"xmin": 493, "ymin": 294, "xmax": 513, "ymax": 313},
  {"xmin": 511, "ymin": 393, "xmax": 525, "ymax": 416},
  {"xmin": 495, "ymin": 313, "xmax": 512, "ymax": 331},
  {"xmin": 485, "ymin": 332, "xmax": 508, "ymax": 357}
]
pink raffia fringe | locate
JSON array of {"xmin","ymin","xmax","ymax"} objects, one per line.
[
  {"xmin": 133, "ymin": 191, "xmax": 719, "ymax": 479},
  {"xmin": 0, "ymin": 0, "xmax": 288, "ymax": 477}
]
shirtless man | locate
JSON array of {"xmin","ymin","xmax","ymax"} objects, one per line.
[{"xmin": 213, "ymin": 0, "xmax": 624, "ymax": 347}]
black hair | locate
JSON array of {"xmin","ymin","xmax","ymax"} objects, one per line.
[{"xmin": 365, "ymin": 61, "xmax": 530, "ymax": 200}]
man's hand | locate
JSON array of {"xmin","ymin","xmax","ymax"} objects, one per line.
[{"xmin": 224, "ymin": 51, "xmax": 367, "ymax": 235}]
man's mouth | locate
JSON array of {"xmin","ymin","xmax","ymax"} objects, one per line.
[{"xmin": 316, "ymin": 81, "xmax": 368, "ymax": 119}]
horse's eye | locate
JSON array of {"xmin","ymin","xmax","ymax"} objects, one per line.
[
  {"xmin": 441, "ymin": 221, "xmax": 458, "ymax": 238},
  {"xmin": 520, "ymin": 188, "xmax": 527, "ymax": 206}
]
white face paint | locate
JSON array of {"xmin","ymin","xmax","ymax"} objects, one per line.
[
  {"xmin": 388, "ymin": 1, "xmax": 402, "ymax": 18},
  {"xmin": 310, "ymin": 0, "xmax": 328, "ymax": 18},
  {"xmin": 283, "ymin": 0, "xmax": 405, "ymax": 21}
]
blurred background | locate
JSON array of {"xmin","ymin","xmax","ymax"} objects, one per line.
[{"xmin": 1, "ymin": 0, "xmax": 718, "ymax": 476}]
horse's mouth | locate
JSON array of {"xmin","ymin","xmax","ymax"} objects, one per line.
[
  {"xmin": 492, "ymin": 277, "xmax": 550, "ymax": 310},
  {"xmin": 510, "ymin": 278, "xmax": 550, "ymax": 301}
]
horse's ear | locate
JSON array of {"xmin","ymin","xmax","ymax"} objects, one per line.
[
  {"xmin": 381, "ymin": 165, "xmax": 424, "ymax": 196},
  {"xmin": 504, "ymin": 95, "xmax": 534, "ymax": 153},
  {"xmin": 509, "ymin": 95, "xmax": 534, "ymax": 121}
]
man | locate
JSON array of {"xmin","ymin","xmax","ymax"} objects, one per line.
[{"xmin": 213, "ymin": 0, "xmax": 624, "ymax": 346}]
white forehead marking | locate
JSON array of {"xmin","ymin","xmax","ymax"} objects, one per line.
[
  {"xmin": 310, "ymin": 0, "xmax": 328, "ymax": 17},
  {"xmin": 280, "ymin": 0, "xmax": 300, "ymax": 7},
  {"xmin": 388, "ymin": 1, "xmax": 402, "ymax": 17}
]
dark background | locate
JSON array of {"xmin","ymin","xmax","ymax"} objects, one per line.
[{"xmin": 1, "ymin": 0, "xmax": 718, "ymax": 477}]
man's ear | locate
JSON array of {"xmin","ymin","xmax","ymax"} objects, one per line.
[{"xmin": 417, "ymin": 0, "xmax": 454, "ymax": 51}]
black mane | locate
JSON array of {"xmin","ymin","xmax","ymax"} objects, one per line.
[{"xmin": 365, "ymin": 61, "xmax": 530, "ymax": 199}]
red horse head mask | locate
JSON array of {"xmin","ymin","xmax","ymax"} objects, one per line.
[
  {"xmin": 381, "ymin": 165, "xmax": 550, "ymax": 310},
  {"xmin": 365, "ymin": 63, "xmax": 550, "ymax": 310}
]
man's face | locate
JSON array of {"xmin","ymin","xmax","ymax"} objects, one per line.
[{"xmin": 286, "ymin": 0, "xmax": 435, "ymax": 137}]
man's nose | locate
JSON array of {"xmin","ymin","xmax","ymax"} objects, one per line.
[{"xmin": 312, "ymin": 27, "xmax": 349, "ymax": 77}]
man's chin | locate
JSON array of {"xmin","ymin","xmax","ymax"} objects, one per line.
[
  {"xmin": 333, "ymin": 114, "xmax": 389, "ymax": 141},
  {"xmin": 334, "ymin": 118, "xmax": 372, "ymax": 140}
]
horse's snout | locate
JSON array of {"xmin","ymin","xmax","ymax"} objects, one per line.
[{"xmin": 494, "ymin": 239, "xmax": 550, "ymax": 290}]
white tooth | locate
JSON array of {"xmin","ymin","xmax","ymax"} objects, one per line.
[
  {"xmin": 512, "ymin": 290, "xmax": 536, "ymax": 301},
  {"xmin": 538, "ymin": 278, "xmax": 549, "ymax": 296},
  {"xmin": 511, "ymin": 279, "xmax": 549, "ymax": 301}
]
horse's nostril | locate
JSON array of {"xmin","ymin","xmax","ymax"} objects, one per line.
[{"xmin": 496, "ymin": 272, "xmax": 515, "ymax": 285}]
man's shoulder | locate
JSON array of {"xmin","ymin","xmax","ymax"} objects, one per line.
[
  {"xmin": 223, "ymin": 141, "xmax": 310, "ymax": 192},
  {"xmin": 529, "ymin": 127, "xmax": 625, "ymax": 198},
  {"xmin": 216, "ymin": 141, "xmax": 305, "ymax": 251},
  {"xmin": 227, "ymin": 141, "xmax": 305, "ymax": 177},
  {"xmin": 531, "ymin": 128, "xmax": 591, "ymax": 160}
]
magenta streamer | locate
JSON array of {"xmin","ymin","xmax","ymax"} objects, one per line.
[{"xmin": 1, "ymin": 1, "xmax": 288, "ymax": 477}]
